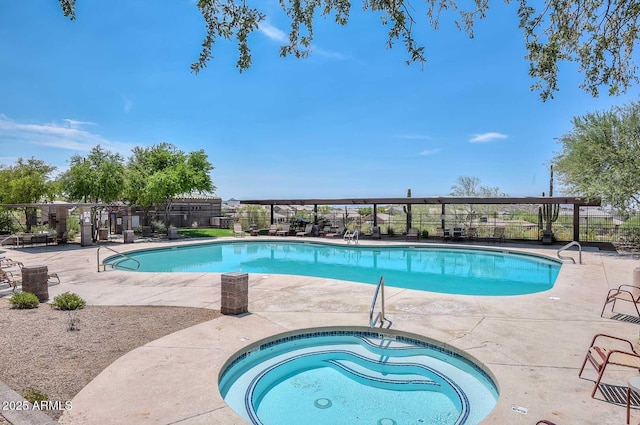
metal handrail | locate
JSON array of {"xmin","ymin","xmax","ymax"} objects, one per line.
[
  {"xmin": 97, "ymin": 246, "xmax": 141, "ymax": 272},
  {"xmin": 369, "ymin": 276, "xmax": 392, "ymax": 328},
  {"xmin": 557, "ymin": 241, "xmax": 582, "ymax": 264},
  {"xmin": 344, "ymin": 229, "xmax": 359, "ymax": 244}
]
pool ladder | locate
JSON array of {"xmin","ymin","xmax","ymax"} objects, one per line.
[
  {"xmin": 96, "ymin": 246, "xmax": 141, "ymax": 272},
  {"xmin": 557, "ymin": 241, "xmax": 582, "ymax": 264},
  {"xmin": 369, "ymin": 276, "xmax": 392, "ymax": 328}
]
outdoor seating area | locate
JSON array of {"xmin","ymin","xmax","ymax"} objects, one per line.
[
  {"xmin": 577, "ymin": 276, "xmax": 640, "ymax": 423},
  {"xmin": 1, "ymin": 231, "xmax": 59, "ymax": 248}
]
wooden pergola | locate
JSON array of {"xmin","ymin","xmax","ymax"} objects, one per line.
[{"xmin": 239, "ymin": 196, "xmax": 601, "ymax": 242}]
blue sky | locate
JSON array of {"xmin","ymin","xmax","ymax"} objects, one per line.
[{"xmin": 1, "ymin": 1, "xmax": 639, "ymax": 201}]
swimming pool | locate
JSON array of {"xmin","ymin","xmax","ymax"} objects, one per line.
[
  {"xmin": 219, "ymin": 327, "xmax": 499, "ymax": 425},
  {"xmin": 106, "ymin": 241, "xmax": 561, "ymax": 296}
]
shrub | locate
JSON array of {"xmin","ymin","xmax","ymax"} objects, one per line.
[
  {"xmin": 51, "ymin": 292, "xmax": 86, "ymax": 310},
  {"xmin": 421, "ymin": 229, "xmax": 429, "ymax": 239},
  {"xmin": 22, "ymin": 388, "xmax": 48, "ymax": 404},
  {"xmin": 9, "ymin": 292, "xmax": 40, "ymax": 309},
  {"xmin": 387, "ymin": 227, "xmax": 395, "ymax": 237},
  {"xmin": 150, "ymin": 220, "xmax": 167, "ymax": 234}
]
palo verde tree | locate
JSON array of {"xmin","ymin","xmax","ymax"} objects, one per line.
[
  {"xmin": 58, "ymin": 0, "xmax": 640, "ymax": 100},
  {"xmin": 57, "ymin": 145, "xmax": 126, "ymax": 240},
  {"xmin": 0, "ymin": 158, "xmax": 57, "ymax": 232},
  {"xmin": 124, "ymin": 143, "xmax": 215, "ymax": 226},
  {"xmin": 450, "ymin": 176, "xmax": 503, "ymax": 227},
  {"xmin": 553, "ymin": 101, "xmax": 640, "ymax": 210}
]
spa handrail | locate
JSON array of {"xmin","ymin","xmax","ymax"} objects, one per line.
[
  {"xmin": 557, "ymin": 241, "xmax": 582, "ymax": 264},
  {"xmin": 369, "ymin": 276, "xmax": 392, "ymax": 328},
  {"xmin": 97, "ymin": 246, "xmax": 140, "ymax": 272}
]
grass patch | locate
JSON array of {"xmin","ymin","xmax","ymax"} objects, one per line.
[{"xmin": 177, "ymin": 228, "xmax": 232, "ymax": 238}]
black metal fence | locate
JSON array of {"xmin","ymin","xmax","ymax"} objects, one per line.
[{"xmin": 232, "ymin": 205, "xmax": 640, "ymax": 244}]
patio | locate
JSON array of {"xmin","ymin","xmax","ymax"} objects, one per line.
[{"xmin": 1, "ymin": 238, "xmax": 639, "ymax": 424}]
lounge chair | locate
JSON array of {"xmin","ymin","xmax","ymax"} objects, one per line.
[
  {"xmin": 276, "ymin": 223, "xmax": 291, "ymax": 236},
  {"xmin": 486, "ymin": 226, "xmax": 505, "ymax": 243},
  {"xmin": 344, "ymin": 229, "xmax": 359, "ymax": 244},
  {"xmin": 318, "ymin": 225, "xmax": 331, "ymax": 237},
  {"xmin": 267, "ymin": 224, "xmax": 278, "ymax": 236},
  {"xmin": 0, "ymin": 258, "xmax": 23, "ymax": 269},
  {"xmin": 0, "ymin": 269, "xmax": 21, "ymax": 292},
  {"xmin": 406, "ymin": 228, "xmax": 419, "ymax": 241},
  {"xmin": 325, "ymin": 226, "xmax": 344, "ymax": 238},
  {"xmin": 601, "ymin": 284, "xmax": 640, "ymax": 318},
  {"xmin": 578, "ymin": 333, "xmax": 640, "ymax": 398},
  {"xmin": 296, "ymin": 224, "xmax": 313, "ymax": 237},
  {"xmin": 233, "ymin": 223, "xmax": 246, "ymax": 237}
]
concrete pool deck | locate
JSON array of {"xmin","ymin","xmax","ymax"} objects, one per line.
[{"xmin": 2, "ymin": 237, "xmax": 640, "ymax": 424}]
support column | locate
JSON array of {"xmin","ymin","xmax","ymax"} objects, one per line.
[{"xmin": 221, "ymin": 272, "xmax": 248, "ymax": 315}]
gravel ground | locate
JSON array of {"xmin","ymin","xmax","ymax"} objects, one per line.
[{"xmin": 0, "ymin": 299, "xmax": 221, "ymax": 421}]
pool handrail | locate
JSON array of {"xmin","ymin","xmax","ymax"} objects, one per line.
[
  {"xmin": 557, "ymin": 241, "xmax": 582, "ymax": 264},
  {"xmin": 97, "ymin": 246, "xmax": 141, "ymax": 272},
  {"xmin": 369, "ymin": 276, "xmax": 392, "ymax": 328}
]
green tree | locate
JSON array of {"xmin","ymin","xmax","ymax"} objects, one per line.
[
  {"xmin": 58, "ymin": 145, "xmax": 126, "ymax": 240},
  {"xmin": 58, "ymin": 0, "xmax": 640, "ymax": 99},
  {"xmin": 124, "ymin": 143, "xmax": 215, "ymax": 225},
  {"xmin": 553, "ymin": 101, "xmax": 640, "ymax": 210},
  {"xmin": 0, "ymin": 158, "xmax": 57, "ymax": 231}
]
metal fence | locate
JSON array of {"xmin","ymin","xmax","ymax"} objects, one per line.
[{"xmin": 232, "ymin": 205, "xmax": 640, "ymax": 244}]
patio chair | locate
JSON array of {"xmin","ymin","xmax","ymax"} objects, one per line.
[
  {"xmin": 267, "ymin": 224, "xmax": 278, "ymax": 236},
  {"xmin": 48, "ymin": 272, "xmax": 60, "ymax": 285},
  {"xmin": 406, "ymin": 228, "xmax": 419, "ymax": 241},
  {"xmin": 578, "ymin": 333, "xmax": 640, "ymax": 398},
  {"xmin": 371, "ymin": 226, "xmax": 381, "ymax": 239},
  {"xmin": 601, "ymin": 284, "xmax": 640, "ymax": 318},
  {"xmin": 296, "ymin": 224, "xmax": 313, "ymax": 237},
  {"xmin": 276, "ymin": 223, "xmax": 291, "ymax": 236},
  {"xmin": 233, "ymin": 223, "xmax": 246, "ymax": 237},
  {"xmin": 453, "ymin": 227, "xmax": 463, "ymax": 240}
]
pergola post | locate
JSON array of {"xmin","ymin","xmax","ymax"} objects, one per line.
[
  {"xmin": 270, "ymin": 204, "xmax": 274, "ymax": 225},
  {"xmin": 573, "ymin": 205, "xmax": 581, "ymax": 242},
  {"xmin": 373, "ymin": 203, "xmax": 378, "ymax": 227}
]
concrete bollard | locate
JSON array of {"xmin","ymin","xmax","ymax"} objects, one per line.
[
  {"xmin": 21, "ymin": 265, "xmax": 49, "ymax": 302},
  {"xmin": 221, "ymin": 272, "xmax": 248, "ymax": 315}
]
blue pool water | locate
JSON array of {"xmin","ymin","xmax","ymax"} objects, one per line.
[
  {"xmin": 219, "ymin": 328, "xmax": 499, "ymax": 425},
  {"xmin": 106, "ymin": 241, "xmax": 561, "ymax": 296}
]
